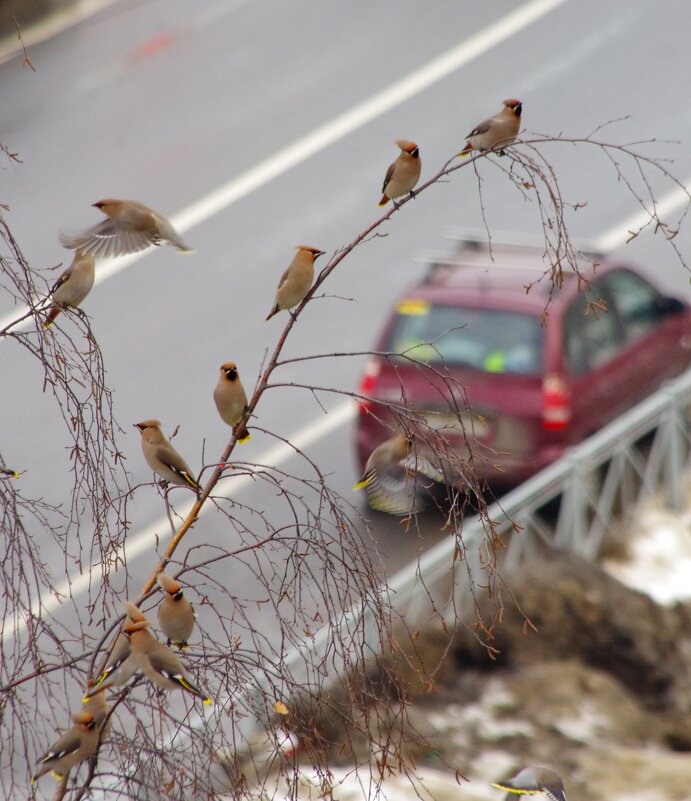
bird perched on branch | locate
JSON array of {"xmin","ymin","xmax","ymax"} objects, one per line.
[
  {"xmin": 122, "ymin": 603, "xmax": 212, "ymax": 704},
  {"xmin": 156, "ymin": 572, "xmax": 196, "ymax": 649},
  {"xmin": 354, "ymin": 432, "xmax": 443, "ymax": 516},
  {"xmin": 491, "ymin": 766, "xmax": 567, "ymax": 801},
  {"xmin": 42, "ymin": 251, "xmax": 96, "ymax": 327},
  {"xmin": 266, "ymin": 246, "xmax": 325, "ymax": 321},
  {"xmin": 379, "ymin": 139, "xmax": 421, "ymax": 207},
  {"xmin": 84, "ymin": 601, "xmax": 147, "ymax": 696},
  {"xmin": 458, "ymin": 98, "xmax": 522, "ymax": 157},
  {"xmin": 214, "ymin": 362, "xmax": 250, "ymax": 443},
  {"xmin": 30, "ymin": 711, "xmax": 100, "ymax": 784},
  {"xmin": 60, "ymin": 199, "xmax": 192, "ymax": 258},
  {"xmin": 135, "ymin": 420, "xmax": 200, "ymax": 491}
]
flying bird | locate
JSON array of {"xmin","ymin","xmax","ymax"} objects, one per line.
[
  {"xmin": 265, "ymin": 246, "xmax": 325, "ymax": 321},
  {"xmin": 122, "ymin": 605, "xmax": 212, "ymax": 704},
  {"xmin": 156, "ymin": 572, "xmax": 196, "ymax": 649},
  {"xmin": 492, "ymin": 766, "xmax": 567, "ymax": 801},
  {"xmin": 214, "ymin": 362, "xmax": 250, "ymax": 443},
  {"xmin": 60, "ymin": 199, "xmax": 192, "ymax": 258},
  {"xmin": 458, "ymin": 98, "xmax": 522, "ymax": 157},
  {"xmin": 135, "ymin": 420, "xmax": 200, "ymax": 491},
  {"xmin": 379, "ymin": 139, "xmax": 421, "ymax": 207},
  {"xmin": 30, "ymin": 712, "xmax": 100, "ymax": 784},
  {"xmin": 42, "ymin": 251, "xmax": 96, "ymax": 327},
  {"xmin": 354, "ymin": 432, "xmax": 443, "ymax": 516}
]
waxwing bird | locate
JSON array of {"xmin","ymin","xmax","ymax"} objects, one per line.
[
  {"xmin": 492, "ymin": 766, "xmax": 567, "ymax": 801},
  {"xmin": 214, "ymin": 362, "xmax": 250, "ymax": 443},
  {"xmin": 378, "ymin": 140, "xmax": 421, "ymax": 207},
  {"xmin": 80, "ymin": 683, "xmax": 112, "ymax": 737},
  {"xmin": 43, "ymin": 251, "xmax": 96, "ymax": 327},
  {"xmin": 354, "ymin": 432, "xmax": 443, "ymax": 516},
  {"xmin": 458, "ymin": 98, "xmax": 522, "ymax": 157},
  {"xmin": 265, "ymin": 246, "xmax": 325, "ymax": 321},
  {"xmin": 60, "ymin": 199, "xmax": 192, "ymax": 258},
  {"xmin": 123, "ymin": 613, "xmax": 212, "ymax": 704},
  {"xmin": 135, "ymin": 420, "xmax": 200, "ymax": 491},
  {"xmin": 85, "ymin": 602, "xmax": 147, "ymax": 695},
  {"xmin": 156, "ymin": 572, "xmax": 196, "ymax": 649},
  {"xmin": 30, "ymin": 712, "xmax": 100, "ymax": 784},
  {"xmin": 0, "ymin": 465, "xmax": 20, "ymax": 478}
]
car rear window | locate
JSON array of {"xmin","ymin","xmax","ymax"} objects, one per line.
[{"xmin": 386, "ymin": 300, "xmax": 544, "ymax": 375}]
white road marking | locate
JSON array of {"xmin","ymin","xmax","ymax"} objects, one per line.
[{"xmin": 0, "ymin": 0, "xmax": 567, "ymax": 333}]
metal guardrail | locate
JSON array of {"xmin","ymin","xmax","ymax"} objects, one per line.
[{"xmin": 277, "ymin": 366, "xmax": 691, "ymax": 684}]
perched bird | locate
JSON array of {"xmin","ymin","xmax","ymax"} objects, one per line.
[
  {"xmin": 42, "ymin": 251, "xmax": 96, "ymax": 327},
  {"xmin": 458, "ymin": 98, "xmax": 522, "ymax": 157},
  {"xmin": 60, "ymin": 199, "xmax": 192, "ymax": 258},
  {"xmin": 265, "ymin": 246, "xmax": 325, "ymax": 321},
  {"xmin": 122, "ymin": 607, "xmax": 212, "ymax": 704},
  {"xmin": 492, "ymin": 766, "xmax": 567, "ymax": 801},
  {"xmin": 135, "ymin": 420, "xmax": 200, "ymax": 491},
  {"xmin": 354, "ymin": 432, "xmax": 443, "ymax": 516},
  {"xmin": 30, "ymin": 712, "xmax": 100, "ymax": 784},
  {"xmin": 80, "ymin": 683, "xmax": 112, "ymax": 737},
  {"xmin": 213, "ymin": 362, "xmax": 250, "ymax": 443},
  {"xmin": 156, "ymin": 572, "xmax": 196, "ymax": 649},
  {"xmin": 85, "ymin": 602, "xmax": 147, "ymax": 695},
  {"xmin": 378, "ymin": 139, "xmax": 421, "ymax": 207}
]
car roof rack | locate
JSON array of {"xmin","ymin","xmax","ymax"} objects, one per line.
[{"xmin": 415, "ymin": 229, "xmax": 607, "ymax": 283}]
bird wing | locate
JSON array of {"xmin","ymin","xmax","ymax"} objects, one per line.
[
  {"xmin": 381, "ymin": 161, "xmax": 395, "ymax": 194},
  {"xmin": 357, "ymin": 463, "xmax": 428, "ymax": 516},
  {"xmin": 48, "ymin": 266, "xmax": 72, "ymax": 295},
  {"xmin": 466, "ymin": 117, "xmax": 492, "ymax": 138},
  {"xmin": 36, "ymin": 730, "xmax": 82, "ymax": 767},
  {"xmin": 403, "ymin": 454, "xmax": 445, "ymax": 484},
  {"xmin": 148, "ymin": 652, "xmax": 212, "ymax": 703},
  {"xmin": 60, "ymin": 220, "xmax": 156, "ymax": 258},
  {"xmin": 154, "ymin": 446, "xmax": 199, "ymax": 489}
]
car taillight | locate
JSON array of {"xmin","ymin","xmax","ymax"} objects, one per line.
[
  {"xmin": 542, "ymin": 374, "xmax": 571, "ymax": 430},
  {"xmin": 357, "ymin": 359, "xmax": 381, "ymax": 413}
]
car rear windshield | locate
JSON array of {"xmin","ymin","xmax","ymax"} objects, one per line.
[{"xmin": 386, "ymin": 300, "xmax": 544, "ymax": 375}]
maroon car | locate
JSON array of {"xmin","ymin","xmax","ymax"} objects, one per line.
[{"xmin": 355, "ymin": 240, "xmax": 691, "ymax": 491}]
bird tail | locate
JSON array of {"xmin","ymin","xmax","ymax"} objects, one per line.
[
  {"xmin": 42, "ymin": 306, "xmax": 61, "ymax": 328},
  {"xmin": 457, "ymin": 143, "xmax": 472, "ymax": 157},
  {"xmin": 176, "ymin": 674, "xmax": 212, "ymax": 704},
  {"xmin": 378, "ymin": 195, "xmax": 390, "ymax": 207},
  {"xmin": 235, "ymin": 425, "xmax": 251, "ymax": 444},
  {"xmin": 0, "ymin": 466, "xmax": 20, "ymax": 478},
  {"xmin": 265, "ymin": 306, "xmax": 279, "ymax": 322}
]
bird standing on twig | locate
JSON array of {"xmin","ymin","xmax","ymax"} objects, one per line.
[
  {"xmin": 135, "ymin": 420, "xmax": 200, "ymax": 491},
  {"xmin": 42, "ymin": 251, "xmax": 96, "ymax": 327},
  {"xmin": 156, "ymin": 572, "xmax": 196, "ymax": 649},
  {"xmin": 378, "ymin": 139, "xmax": 421, "ymax": 207},
  {"xmin": 266, "ymin": 246, "xmax": 325, "ymax": 321},
  {"xmin": 214, "ymin": 362, "xmax": 251, "ymax": 443},
  {"xmin": 458, "ymin": 98, "xmax": 522, "ymax": 157},
  {"xmin": 30, "ymin": 712, "xmax": 100, "ymax": 784}
]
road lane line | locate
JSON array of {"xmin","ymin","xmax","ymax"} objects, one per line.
[
  {"xmin": 0, "ymin": 0, "xmax": 568, "ymax": 333},
  {"xmin": 3, "ymin": 400, "xmax": 356, "ymax": 643},
  {"xmin": 594, "ymin": 179, "xmax": 691, "ymax": 253}
]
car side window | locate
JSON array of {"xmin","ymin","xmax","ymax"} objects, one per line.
[
  {"xmin": 564, "ymin": 288, "xmax": 623, "ymax": 374},
  {"xmin": 600, "ymin": 270, "xmax": 663, "ymax": 344}
]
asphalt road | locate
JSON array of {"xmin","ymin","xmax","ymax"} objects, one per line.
[{"xmin": 1, "ymin": 0, "xmax": 691, "ymax": 791}]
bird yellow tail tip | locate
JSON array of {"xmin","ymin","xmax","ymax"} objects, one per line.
[
  {"xmin": 378, "ymin": 195, "xmax": 390, "ymax": 207},
  {"xmin": 238, "ymin": 433, "xmax": 251, "ymax": 444},
  {"xmin": 353, "ymin": 479, "xmax": 367, "ymax": 491},
  {"xmin": 203, "ymin": 696, "xmax": 213, "ymax": 705}
]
